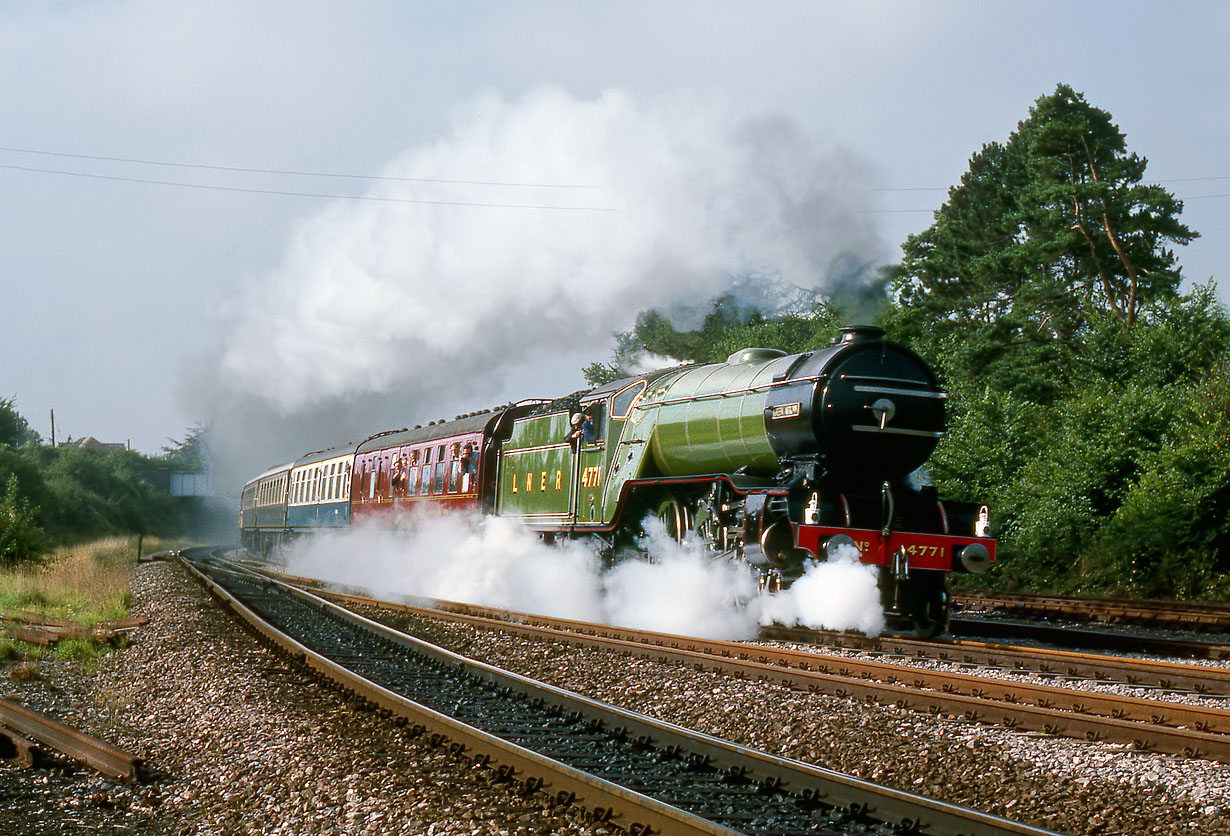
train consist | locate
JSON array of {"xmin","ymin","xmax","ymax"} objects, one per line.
[{"xmin": 240, "ymin": 325, "xmax": 995, "ymax": 635}]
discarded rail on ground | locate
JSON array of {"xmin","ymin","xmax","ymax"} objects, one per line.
[
  {"xmin": 0, "ymin": 697, "xmax": 142, "ymax": 781},
  {"xmin": 0, "ymin": 609, "xmax": 148, "ymax": 647}
]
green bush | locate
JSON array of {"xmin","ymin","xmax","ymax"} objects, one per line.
[
  {"xmin": 0, "ymin": 473, "xmax": 50, "ymax": 565},
  {"xmin": 1097, "ymin": 363, "xmax": 1230, "ymax": 597}
]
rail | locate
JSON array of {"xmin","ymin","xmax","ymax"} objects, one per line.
[
  {"xmin": 184, "ymin": 555, "xmax": 1062, "ymax": 836},
  {"xmin": 307, "ymin": 589, "xmax": 1230, "ymax": 763},
  {"xmin": 0, "ymin": 697, "xmax": 142, "ymax": 781}
]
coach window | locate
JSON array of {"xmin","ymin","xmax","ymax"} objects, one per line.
[{"xmin": 433, "ymin": 458, "xmax": 446, "ymax": 494}]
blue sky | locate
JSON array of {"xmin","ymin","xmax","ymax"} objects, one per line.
[{"xmin": 2, "ymin": 1, "xmax": 1226, "ymax": 484}]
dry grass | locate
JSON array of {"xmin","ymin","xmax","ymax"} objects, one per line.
[
  {"xmin": 0, "ymin": 536, "xmax": 185, "ymax": 663},
  {"xmin": 0, "ymin": 536, "xmax": 139, "ymax": 623}
]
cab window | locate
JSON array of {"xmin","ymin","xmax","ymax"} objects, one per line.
[{"xmin": 610, "ymin": 381, "xmax": 646, "ymax": 419}]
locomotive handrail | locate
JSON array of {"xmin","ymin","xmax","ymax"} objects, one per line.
[
  {"xmin": 852, "ymin": 426, "xmax": 946, "ymax": 438},
  {"xmin": 853, "ymin": 384, "xmax": 948, "ymax": 399},
  {"xmin": 638, "ymin": 373, "xmax": 829, "ymax": 409},
  {"xmin": 838, "ymin": 374, "xmax": 936, "ymax": 384}
]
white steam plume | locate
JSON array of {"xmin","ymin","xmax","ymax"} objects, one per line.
[
  {"xmin": 191, "ymin": 87, "xmax": 883, "ymax": 493},
  {"xmin": 760, "ymin": 545, "xmax": 886, "ymax": 636},
  {"xmin": 284, "ymin": 512, "xmax": 885, "ymax": 639},
  {"xmin": 210, "ymin": 87, "xmax": 881, "ymax": 408}
]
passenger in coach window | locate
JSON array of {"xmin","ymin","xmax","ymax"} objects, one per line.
[
  {"xmin": 391, "ymin": 457, "xmax": 407, "ymax": 494},
  {"xmin": 459, "ymin": 443, "xmax": 477, "ymax": 491}
]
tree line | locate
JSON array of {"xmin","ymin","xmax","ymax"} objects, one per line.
[
  {"xmin": 0, "ymin": 412, "xmax": 212, "ymax": 565},
  {"xmin": 587, "ymin": 84, "xmax": 1229, "ymax": 601}
]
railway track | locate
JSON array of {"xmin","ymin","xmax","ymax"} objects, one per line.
[
  {"xmin": 947, "ymin": 615, "xmax": 1230, "ymax": 660},
  {"xmin": 294, "ymin": 586, "xmax": 1230, "ymax": 764},
  {"xmin": 234, "ymin": 559, "xmax": 1230, "ymax": 761},
  {"xmin": 954, "ymin": 591, "xmax": 1230, "ymax": 633},
  {"xmin": 184, "ymin": 555, "xmax": 1060, "ymax": 836},
  {"xmin": 761, "ymin": 626, "xmax": 1230, "ymax": 695}
]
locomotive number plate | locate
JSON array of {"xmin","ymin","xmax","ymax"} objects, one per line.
[{"xmin": 770, "ymin": 402, "xmax": 801, "ymax": 420}]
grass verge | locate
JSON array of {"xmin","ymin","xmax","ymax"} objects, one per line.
[{"xmin": 0, "ymin": 535, "xmax": 181, "ymax": 664}]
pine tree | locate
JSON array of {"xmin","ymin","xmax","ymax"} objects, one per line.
[{"xmin": 891, "ymin": 84, "xmax": 1197, "ymax": 399}]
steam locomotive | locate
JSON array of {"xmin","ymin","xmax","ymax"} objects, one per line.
[{"xmin": 240, "ymin": 325, "xmax": 994, "ymax": 635}]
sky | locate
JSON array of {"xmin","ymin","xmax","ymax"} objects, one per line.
[{"xmin": 2, "ymin": 1, "xmax": 1227, "ymax": 493}]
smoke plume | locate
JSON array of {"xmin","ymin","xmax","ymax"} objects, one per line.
[{"xmin": 187, "ymin": 87, "xmax": 884, "ymax": 492}]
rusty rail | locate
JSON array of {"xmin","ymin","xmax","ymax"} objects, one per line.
[
  {"xmin": 955, "ymin": 591, "xmax": 1230, "ymax": 631},
  {"xmin": 1, "ymin": 609, "xmax": 148, "ymax": 645},
  {"xmin": 0, "ymin": 697, "xmax": 141, "ymax": 781}
]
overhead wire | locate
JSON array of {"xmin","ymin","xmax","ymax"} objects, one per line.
[
  {"xmin": 0, "ymin": 143, "xmax": 614, "ymax": 210},
  {"xmin": 0, "ymin": 161, "xmax": 613, "ymax": 211},
  {"xmin": 0, "ymin": 145, "xmax": 604, "ymax": 189},
  {"xmin": 0, "ymin": 144, "xmax": 1226, "ymax": 211}
]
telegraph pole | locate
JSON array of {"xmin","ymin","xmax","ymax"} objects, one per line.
[{"xmin": 50, "ymin": 409, "xmax": 55, "ymax": 447}]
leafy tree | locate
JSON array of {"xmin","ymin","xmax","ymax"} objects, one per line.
[
  {"xmin": 1079, "ymin": 282, "xmax": 1230, "ymax": 387},
  {"xmin": 885, "ymin": 84, "xmax": 1225, "ymax": 598},
  {"xmin": 0, "ymin": 396, "xmax": 34, "ymax": 449},
  {"xmin": 584, "ymin": 292, "xmax": 847, "ymax": 385},
  {"xmin": 160, "ymin": 424, "xmax": 210, "ymax": 472},
  {"xmin": 0, "ymin": 447, "xmax": 54, "ymax": 528}
]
